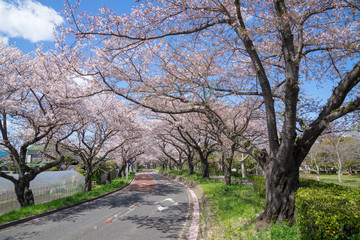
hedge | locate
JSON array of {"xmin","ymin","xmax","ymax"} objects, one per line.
[
  {"xmin": 248, "ymin": 176, "xmax": 360, "ymax": 239},
  {"xmin": 296, "ymin": 180, "xmax": 360, "ymax": 240}
]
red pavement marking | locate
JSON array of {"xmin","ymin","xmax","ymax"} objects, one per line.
[{"xmin": 124, "ymin": 174, "xmax": 156, "ymax": 191}]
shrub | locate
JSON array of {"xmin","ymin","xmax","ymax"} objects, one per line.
[
  {"xmin": 92, "ymin": 171, "xmax": 102, "ymax": 184},
  {"xmin": 248, "ymin": 175, "xmax": 266, "ymax": 196},
  {"xmin": 102, "ymin": 162, "xmax": 116, "ymax": 171},
  {"xmin": 75, "ymin": 168, "xmax": 84, "ymax": 174},
  {"xmin": 209, "ymin": 162, "xmax": 223, "ymax": 175},
  {"xmin": 296, "ymin": 180, "xmax": 360, "ymax": 240},
  {"xmin": 49, "ymin": 166, "xmax": 58, "ymax": 171}
]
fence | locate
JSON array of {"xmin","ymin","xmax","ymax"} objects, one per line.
[{"xmin": 0, "ymin": 183, "xmax": 84, "ymax": 215}]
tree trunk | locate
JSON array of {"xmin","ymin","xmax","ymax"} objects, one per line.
[
  {"xmin": 187, "ymin": 155, "xmax": 194, "ymax": 175},
  {"xmin": 104, "ymin": 171, "xmax": 111, "ymax": 184},
  {"xmin": 15, "ymin": 180, "xmax": 35, "ymax": 207},
  {"xmin": 224, "ymin": 149, "xmax": 235, "ymax": 186},
  {"xmin": 121, "ymin": 167, "xmax": 126, "ymax": 178},
  {"xmin": 163, "ymin": 160, "xmax": 168, "ymax": 170},
  {"xmin": 224, "ymin": 160, "xmax": 232, "ymax": 185},
  {"xmin": 241, "ymin": 161, "xmax": 246, "ymax": 178},
  {"xmin": 316, "ymin": 165, "xmax": 320, "ymax": 181},
  {"xmin": 256, "ymin": 159, "xmax": 300, "ymax": 229},
  {"xmin": 177, "ymin": 162, "xmax": 183, "ymax": 171},
  {"xmin": 220, "ymin": 153, "xmax": 225, "ymax": 173},
  {"xmin": 187, "ymin": 162, "xmax": 194, "ymax": 175},
  {"xmin": 201, "ymin": 156, "xmax": 209, "ymax": 178},
  {"xmin": 85, "ymin": 173, "xmax": 93, "ymax": 192},
  {"xmin": 118, "ymin": 164, "xmax": 126, "ymax": 178},
  {"xmin": 338, "ymin": 167, "xmax": 342, "ymax": 183}
]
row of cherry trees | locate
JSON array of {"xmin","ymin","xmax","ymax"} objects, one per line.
[
  {"xmin": 60, "ymin": 0, "xmax": 360, "ymax": 227},
  {"xmin": 1, "ymin": 0, "xmax": 359, "ymax": 227},
  {"xmin": 0, "ymin": 44, "xmax": 150, "ymax": 206},
  {"xmin": 150, "ymin": 100, "xmax": 266, "ymax": 185},
  {"xmin": 0, "ymin": 41, "xmax": 265, "ymax": 208},
  {"xmin": 0, "ymin": 44, "xmax": 78, "ymax": 207}
]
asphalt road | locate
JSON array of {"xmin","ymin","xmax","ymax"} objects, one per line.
[{"xmin": 0, "ymin": 171, "xmax": 190, "ymax": 240}]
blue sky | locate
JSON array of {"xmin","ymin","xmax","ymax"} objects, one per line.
[{"xmin": 0, "ymin": 0, "xmax": 136, "ymax": 53}]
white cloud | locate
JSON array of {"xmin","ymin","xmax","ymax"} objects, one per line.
[
  {"xmin": 0, "ymin": 0, "xmax": 64, "ymax": 43},
  {"xmin": 0, "ymin": 35, "xmax": 9, "ymax": 45}
]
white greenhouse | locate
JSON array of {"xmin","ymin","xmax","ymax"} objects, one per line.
[{"xmin": 0, "ymin": 170, "xmax": 85, "ymax": 215}]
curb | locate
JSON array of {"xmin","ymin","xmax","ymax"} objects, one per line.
[
  {"xmin": 0, "ymin": 178, "xmax": 135, "ymax": 231},
  {"xmin": 176, "ymin": 181, "xmax": 199, "ymax": 240}
]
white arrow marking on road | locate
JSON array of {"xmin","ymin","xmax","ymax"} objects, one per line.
[
  {"xmin": 157, "ymin": 206, "xmax": 169, "ymax": 211},
  {"xmin": 161, "ymin": 198, "xmax": 178, "ymax": 205},
  {"xmin": 156, "ymin": 198, "xmax": 179, "ymax": 211}
]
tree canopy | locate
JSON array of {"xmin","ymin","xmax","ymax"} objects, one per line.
[{"xmin": 60, "ymin": 0, "xmax": 360, "ymax": 225}]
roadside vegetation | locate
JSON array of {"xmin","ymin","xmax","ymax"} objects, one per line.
[
  {"xmin": 0, "ymin": 175, "xmax": 134, "ymax": 225},
  {"xmin": 166, "ymin": 170, "xmax": 299, "ymax": 239},
  {"xmin": 165, "ymin": 170, "xmax": 360, "ymax": 240}
]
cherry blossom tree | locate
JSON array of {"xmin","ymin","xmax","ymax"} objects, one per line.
[
  {"xmin": 114, "ymin": 145, "xmax": 144, "ymax": 178},
  {"xmin": 0, "ymin": 44, "xmax": 79, "ymax": 207},
  {"xmin": 157, "ymin": 135, "xmax": 185, "ymax": 170},
  {"xmin": 113, "ymin": 118, "xmax": 166, "ymax": 171},
  {"xmin": 111, "ymin": 119, "xmax": 148, "ymax": 178},
  {"xmin": 153, "ymin": 115, "xmax": 199, "ymax": 174},
  {"xmin": 159, "ymin": 113, "xmax": 217, "ymax": 177},
  {"xmin": 60, "ymin": 94, "xmax": 138, "ymax": 191},
  {"xmin": 63, "ymin": 0, "xmax": 360, "ymax": 225},
  {"xmin": 204, "ymin": 100, "xmax": 266, "ymax": 185}
]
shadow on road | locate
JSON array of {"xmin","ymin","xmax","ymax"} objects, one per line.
[
  {"xmin": 124, "ymin": 202, "xmax": 188, "ymax": 239},
  {"xmin": 27, "ymin": 173, "xmax": 185, "ymax": 226},
  {"xmin": 1, "ymin": 173, "xmax": 189, "ymax": 240}
]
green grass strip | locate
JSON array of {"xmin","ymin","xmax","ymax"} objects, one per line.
[
  {"xmin": 0, "ymin": 175, "xmax": 134, "ymax": 225},
  {"xmin": 165, "ymin": 170, "xmax": 300, "ymax": 240},
  {"xmin": 300, "ymin": 173, "xmax": 360, "ymax": 189}
]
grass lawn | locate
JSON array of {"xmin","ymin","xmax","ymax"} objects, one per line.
[
  {"xmin": 300, "ymin": 172, "xmax": 360, "ymax": 189},
  {"xmin": 0, "ymin": 175, "xmax": 133, "ymax": 225}
]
